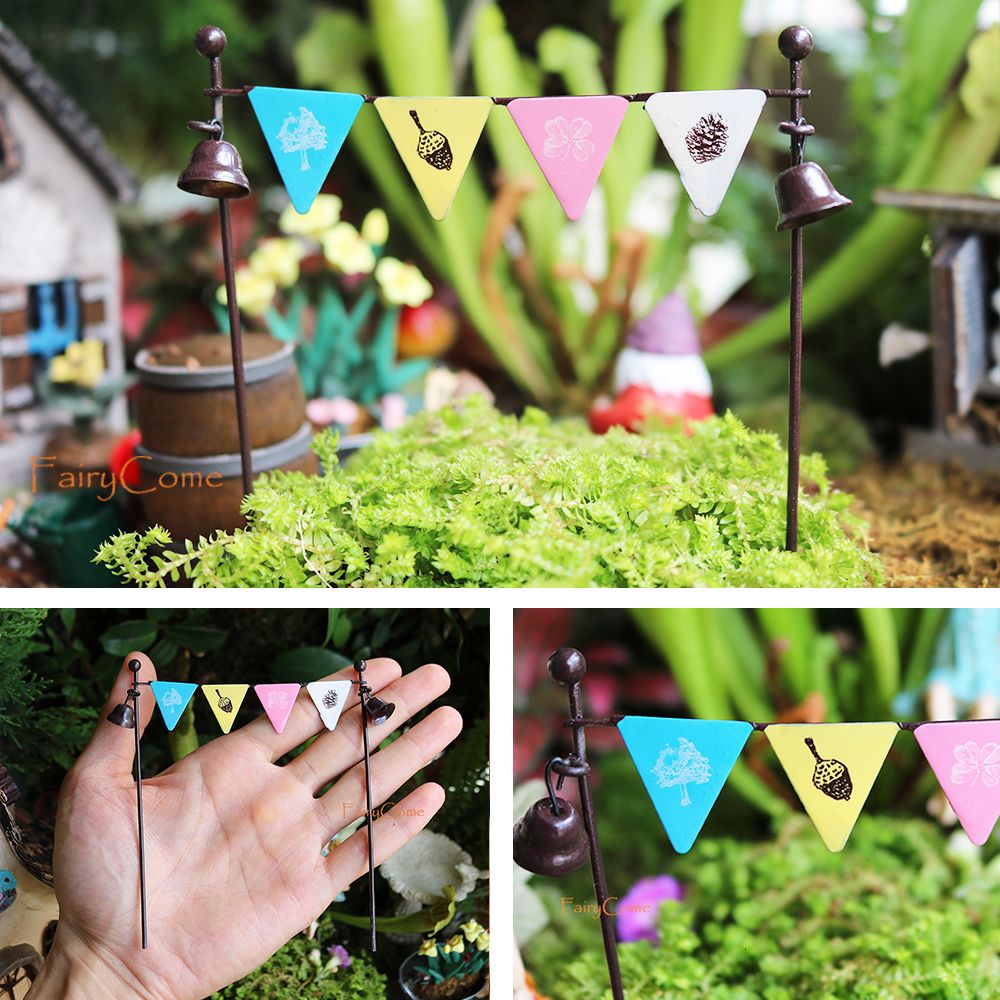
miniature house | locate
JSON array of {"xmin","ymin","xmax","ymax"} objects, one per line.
[
  {"xmin": 876, "ymin": 189, "xmax": 1000, "ymax": 470},
  {"xmin": 0, "ymin": 23, "xmax": 137, "ymax": 493}
]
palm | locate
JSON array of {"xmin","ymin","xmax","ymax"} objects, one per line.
[{"xmin": 51, "ymin": 655, "xmax": 460, "ymax": 1000}]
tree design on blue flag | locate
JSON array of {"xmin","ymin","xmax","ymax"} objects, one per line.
[
  {"xmin": 652, "ymin": 737, "xmax": 711, "ymax": 807},
  {"xmin": 278, "ymin": 107, "xmax": 328, "ymax": 171}
]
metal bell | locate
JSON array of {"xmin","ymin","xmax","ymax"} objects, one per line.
[
  {"xmin": 513, "ymin": 758, "xmax": 589, "ymax": 876},
  {"xmin": 365, "ymin": 695, "xmax": 395, "ymax": 726},
  {"xmin": 107, "ymin": 691, "xmax": 137, "ymax": 729},
  {"xmin": 177, "ymin": 139, "xmax": 250, "ymax": 199},
  {"xmin": 774, "ymin": 161, "xmax": 851, "ymax": 230}
]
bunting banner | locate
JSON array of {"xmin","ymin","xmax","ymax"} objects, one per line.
[
  {"xmin": 248, "ymin": 87, "xmax": 364, "ymax": 214},
  {"xmin": 201, "ymin": 684, "xmax": 250, "ymax": 735},
  {"xmin": 306, "ymin": 680, "xmax": 353, "ymax": 731},
  {"xmin": 148, "ymin": 681, "xmax": 198, "ymax": 732},
  {"xmin": 617, "ymin": 717, "xmax": 753, "ymax": 854},
  {"xmin": 375, "ymin": 97, "xmax": 492, "ymax": 220},
  {"xmin": 914, "ymin": 720, "xmax": 1000, "ymax": 846},
  {"xmin": 644, "ymin": 90, "xmax": 766, "ymax": 217},
  {"xmin": 614, "ymin": 717, "xmax": 1000, "ymax": 854},
  {"xmin": 764, "ymin": 723, "xmax": 899, "ymax": 852},
  {"xmin": 253, "ymin": 683, "xmax": 302, "ymax": 735},
  {"xmin": 242, "ymin": 85, "xmax": 775, "ymax": 222},
  {"xmin": 506, "ymin": 96, "xmax": 629, "ymax": 221}
]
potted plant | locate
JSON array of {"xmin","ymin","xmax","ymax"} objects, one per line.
[
  {"xmin": 216, "ymin": 196, "xmax": 453, "ymax": 450},
  {"xmin": 400, "ymin": 920, "xmax": 489, "ymax": 1000}
]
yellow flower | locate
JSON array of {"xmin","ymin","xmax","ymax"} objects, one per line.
[
  {"xmin": 216, "ymin": 268, "xmax": 276, "ymax": 317},
  {"xmin": 361, "ymin": 208, "xmax": 389, "ymax": 246},
  {"xmin": 374, "ymin": 257, "xmax": 432, "ymax": 307},
  {"xmin": 475, "ymin": 932, "xmax": 489, "ymax": 952},
  {"xmin": 49, "ymin": 338, "xmax": 105, "ymax": 389},
  {"xmin": 445, "ymin": 934, "xmax": 464, "ymax": 954},
  {"xmin": 322, "ymin": 222, "xmax": 376, "ymax": 275},
  {"xmin": 460, "ymin": 920, "xmax": 483, "ymax": 942},
  {"xmin": 278, "ymin": 194, "xmax": 343, "ymax": 239},
  {"xmin": 417, "ymin": 939, "xmax": 438, "ymax": 958},
  {"xmin": 249, "ymin": 237, "xmax": 303, "ymax": 287}
]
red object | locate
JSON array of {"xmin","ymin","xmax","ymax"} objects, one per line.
[
  {"xmin": 588, "ymin": 383, "xmax": 713, "ymax": 435},
  {"xmin": 397, "ymin": 300, "xmax": 458, "ymax": 359},
  {"xmin": 109, "ymin": 429, "xmax": 143, "ymax": 488}
]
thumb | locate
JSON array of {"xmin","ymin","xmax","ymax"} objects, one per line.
[{"xmin": 77, "ymin": 651, "xmax": 158, "ymax": 776}]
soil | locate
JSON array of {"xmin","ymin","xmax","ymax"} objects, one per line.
[
  {"xmin": 844, "ymin": 459, "xmax": 1000, "ymax": 587},
  {"xmin": 0, "ymin": 534, "xmax": 49, "ymax": 588}
]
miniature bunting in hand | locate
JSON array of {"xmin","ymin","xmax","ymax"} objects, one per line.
[
  {"xmin": 149, "ymin": 681, "xmax": 198, "ymax": 733},
  {"xmin": 375, "ymin": 97, "xmax": 492, "ymax": 220},
  {"xmin": 507, "ymin": 96, "xmax": 629, "ymax": 221},
  {"xmin": 306, "ymin": 680, "xmax": 353, "ymax": 731},
  {"xmin": 914, "ymin": 720, "xmax": 1000, "ymax": 846},
  {"xmin": 617, "ymin": 717, "xmax": 753, "ymax": 853},
  {"xmin": 644, "ymin": 90, "xmax": 766, "ymax": 217},
  {"xmin": 201, "ymin": 684, "xmax": 249, "ymax": 735},
  {"xmin": 248, "ymin": 87, "xmax": 364, "ymax": 215},
  {"xmin": 766, "ymin": 723, "xmax": 898, "ymax": 852},
  {"xmin": 253, "ymin": 683, "xmax": 302, "ymax": 735}
]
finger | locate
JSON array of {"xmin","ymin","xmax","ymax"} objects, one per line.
[
  {"xmin": 76, "ymin": 652, "xmax": 158, "ymax": 776},
  {"xmin": 324, "ymin": 783, "xmax": 446, "ymax": 885},
  {"xmin": 318, "ymin": 706, "xmax": 462, "ymax": 830},
  {"xmin": 230, "ymin": 657, "xmax": 402, "ymax": 761},
  {"xmin": 288, "ymin": 663, "xmax": 451, "ymax": 792}
]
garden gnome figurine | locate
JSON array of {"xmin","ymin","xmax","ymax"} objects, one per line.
[{"xmin": 589, "ymin": 294, "xmax": 713, "ymax": 434}]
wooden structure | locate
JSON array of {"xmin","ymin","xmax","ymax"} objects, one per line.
[
  {"xmin": 0, "ymin": 23, "xmax": 137, "ymax": 492},
  {"xmin": 875, "ymin": 189, "xmax": 1000, "ymax": 469}
]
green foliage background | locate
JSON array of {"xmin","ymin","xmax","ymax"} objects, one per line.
[{"xmin": 96, "ymin": 399, "xmax": 881, "ymax": 588}]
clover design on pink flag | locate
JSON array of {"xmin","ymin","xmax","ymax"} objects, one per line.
[
  {"xmin": 914, "ymin": 720, "xmax": 1000, "ymax": 846},
  {"xmin": 507, "ymin": 96, "xmax": 629, "ymax": 220}
]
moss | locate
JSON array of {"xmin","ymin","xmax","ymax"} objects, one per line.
[
  {"xmin": 96, "ymin": 398, "xmax": 881, "ymax": 587},
  {"xmin": 527, "ymin": 816, "xmax": 1000, "ymax": 999}
]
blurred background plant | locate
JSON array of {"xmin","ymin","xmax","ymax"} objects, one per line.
[
  {"xmin": 514, "ymin": 606, "xmax": 1000, "ymax": 997},
  {"xmin": 6, "ymin": 0, "xmax": 995, "ymax": 442},
  {"xmin": 0, "ymin": 607, "xmax": 488, "ymax": 997}
]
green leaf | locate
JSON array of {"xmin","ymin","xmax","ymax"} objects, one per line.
[
  {"xmin": 162, "ymin": 625, "xmax": 230, "ymax": 653},
  {"xmin": 99, "ymin": 619, "xmax": 158, "ymax": 655},
  {"xmin": 270, "ymin": 646, "xmax": 353, "ymax": 683}
]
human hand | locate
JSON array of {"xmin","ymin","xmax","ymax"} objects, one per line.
[{"xmin": 28, "ymin": 653, "xmax": 461, "ymax": 1000}]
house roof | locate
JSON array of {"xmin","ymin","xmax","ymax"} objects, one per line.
[
  {"xmin": 874, "ymin": 189, "xmax": 1000, "ymax": 232},
  {"xmin": 0, "ymin": 21, "xmax": 138, "ymax": 203}
]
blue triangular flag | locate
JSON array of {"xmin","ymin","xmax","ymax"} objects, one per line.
[
  {"xmin": 617, "ymin": 717, "xmax": 753, "ymax": 853},
  {"xmin": 248, "ymin": 87, "xmax": 364, "ymax": 214},
  {"xmin": 149, "ymin": 681, "xmax": 198, "ymax": 732}
]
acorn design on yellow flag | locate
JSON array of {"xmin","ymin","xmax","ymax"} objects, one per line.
[
  {"xmin": 375, "ymin": 97, "xmax": 492, "ymax": 220},
  {"xmin": 765, "ymin": 723, "xmax": 898, "ymax": 852},
  {"xmin": 201, "ymin": 684, "xmax": 250, "ymax": 735}
]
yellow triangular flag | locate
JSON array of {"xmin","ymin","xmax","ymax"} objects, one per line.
[
  {"xmin": 201, "ymin": 684, "xmax": 250, "ymax": 734},
  {"xmin": 765, "ymin": 723, "xmax": 898, "ymax": 852},
  {"xmin": 374, "ymin": 97, "xmax": 491, "ymax": 220}
]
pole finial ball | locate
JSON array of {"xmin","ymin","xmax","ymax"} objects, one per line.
[
  {"xmin": 778, "ymin": 25, "xmax": 813, "ymax": 61},
  {"xmin": 194, "ymin": 25, "xmax": 227, "ymax": 58},
  {"xmin": 547, "ymin": 647, "xmax": 587, "ymax": 685}
]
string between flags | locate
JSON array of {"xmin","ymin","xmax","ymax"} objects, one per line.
[
  {"xmin": 234, "ymin": 87, "xmax": 779, "ymax": 222},
  {"xmin": 614, "ymin": 716, "xmax": 1000, "ymax": 855}
]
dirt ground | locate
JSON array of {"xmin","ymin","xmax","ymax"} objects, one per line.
[{"xmin": 844, "ymin": 459, "xmax": 1000, "ymax": 588}]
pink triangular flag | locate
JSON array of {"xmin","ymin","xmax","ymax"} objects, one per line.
[
  {"xmin": 507, "ymin": 96, "xmax": 628, "ymax": 220},
  {"xmin": 253, "ymin": 683, "xmax": 301, "ymax": 735},
  {"xmin": 914, "ymin": 720, "xmax": 1000, "ymax": 846}
]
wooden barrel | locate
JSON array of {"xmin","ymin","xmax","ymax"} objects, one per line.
[
  {"xmin": 135, "ymin": 334, "xmax": 304, "ymax": 456},
  {"xmin": 135, "ymin": 422, "xmax": 318, "ymax": 540}
]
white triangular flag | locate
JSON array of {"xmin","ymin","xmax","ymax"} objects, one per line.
[
  {"xmin": 306, "ymin": 680, "xmax": 352, "ymax": 731},
  {"xmin": 645, "ymin": 90, "xmax": 766, "ymax": 217}
]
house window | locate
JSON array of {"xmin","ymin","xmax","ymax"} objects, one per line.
[{"xmin": 0, "ymin": 104, "xmax": 20, "ymax": 181}]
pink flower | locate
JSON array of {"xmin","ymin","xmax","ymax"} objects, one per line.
[
  {"xmin": 615, "ymin": 875, "xmax": 684, "ymax": 945},
  {"xmin": 951, "ymin": 741, "xmax": 1000, "ymax": 787},
  {"xmin": 307, "ymin": 396, "xmax": 360, "ymax": 429}
]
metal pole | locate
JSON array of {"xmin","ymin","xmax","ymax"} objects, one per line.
[
  {"xmin": 356, "ymin": 664, "xmax": 378, "ymax": 953},
  {"xmin": 784, "ymin": 50, "xmax": 805, "ymax": 552},
  {"xmin": 565, "ymin": 680, "xmax": 624, "ymax": 1000},
  {"xmin": 130, "ymin": 667, "xmax": 148, "ymax": 949}
]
